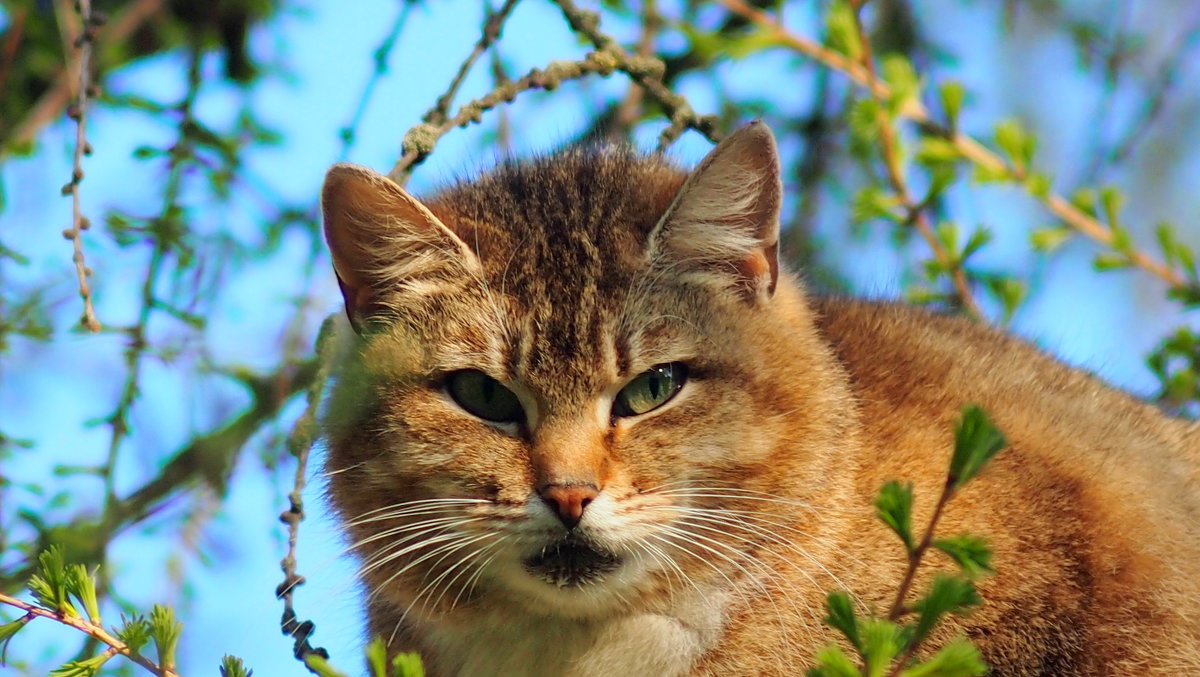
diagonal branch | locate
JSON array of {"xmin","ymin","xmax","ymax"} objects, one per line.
[{"xmin": 715, "ymin": 0, "xmax": 1189, "ymax": 292}]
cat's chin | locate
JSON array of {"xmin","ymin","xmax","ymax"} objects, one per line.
[
  {"xmin": 483, "ymin": 536, "xmax": 649, "ymax": 619},
  {"xmin": 522, "ymin": 535, "xmax": 623, "ymax": 588}
]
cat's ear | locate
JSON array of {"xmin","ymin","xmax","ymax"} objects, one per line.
[
  {"xmin": 649, "ymin": 120, "xmax": 782, "ymax": 303},
  {"xmin": 321, "ymin": 163, "xmax": 477, "ymax": 330}
]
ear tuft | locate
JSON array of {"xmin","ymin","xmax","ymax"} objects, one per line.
[
  {"xmin": 649, "ymin": 120, "xmax": 782, "ymax": 302},
  {"xmin": 321, "ymin": 163, "xmax": 476, "ymax": 330}
]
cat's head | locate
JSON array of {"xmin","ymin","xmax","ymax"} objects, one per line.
[{"xmin": 321, "ymin": 122, "xmax": 853, "ymax": 621}]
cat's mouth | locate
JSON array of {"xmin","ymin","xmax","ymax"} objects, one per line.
[{"xmin": 523, "ymin": 537, "xmax": 622, "ymax": 588}]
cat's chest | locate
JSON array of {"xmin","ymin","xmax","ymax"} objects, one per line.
[{"xmin": 423, "ymin": 596, "xmax": 727, "ymax": 677}]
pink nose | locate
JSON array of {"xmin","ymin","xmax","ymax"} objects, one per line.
[{"xmin": 539, "ymin": 484, "xmax": 599, "ymax": 529}]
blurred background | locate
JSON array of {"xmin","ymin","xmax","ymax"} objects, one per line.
[{"xmin": 1, "ymin": 0, "xmax": 1198, "ymax": 674}]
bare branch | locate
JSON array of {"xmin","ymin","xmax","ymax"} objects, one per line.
[{"xmin": 61, "ymin": 0, "xmax": 103, "ymax": 332}]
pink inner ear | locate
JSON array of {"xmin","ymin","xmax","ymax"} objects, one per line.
[{"xmin": 737, "ymin": 245, "xmax": 779, "ymax": 297}]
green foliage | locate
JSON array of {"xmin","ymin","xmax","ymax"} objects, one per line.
[
  {"xmin": 825, "ymin": 0, "xmax": 863, "ymax": 59},
  {"xmin": 27, "ymin": 547, "xmax": 78, "ymax": 617},
  {"xmin": 220, "ymin": 655, "xmax": 254, "ymax": 677},
  {"xmin": 949, "ymin": 406, "xmax": 1007, "ymax": 489},
  {"xmin": 150, "ymin": 604, "xmax": 183, "ymax": 669},
  {"xmin": 875, "ymin": 481, "xmax": 915, "ymax": 552},
  {"xmin": 810, "ymin": 405, "xmax": 1005, "ymax": 676},
  {"xmin": 932, "ymin": 535, "xmax": 993, "ymax": 580}
]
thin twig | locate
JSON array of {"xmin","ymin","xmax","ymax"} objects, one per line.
[
  {"xmin": 849, "ymin": 1, "xmax": 981, "ymax": 319},
  {"xmin": 7, "ymin": 0, "xmax": 164, "ymax": 154},
  {"xmin": 715, "ymin": 0, "xmax": 1188, "ymax": 292},
  {"xmin": 551, "ymin": 0, "xmax": 722, "ymax": 151},
  {"xmin": 276, "ymin": 319, "xmax": 336, "ymax": 671},
  {"xmin": 61, "ymin": 0, "xmax": 102, "ymax": 332},
  {"xmin": 881, "ymin": 477, "xmax": 955, "ymax": 677},
  {"xmin": 337, "ymin": 3, "xmax": 413, "ymax": 160},
  {"xmin": 0, "ymin": 593, "xmax": 180, "ymax": 677},
  {"xmin": 427, "ymin": 0, "xmax": 523, "ymax": 128},
  {"xmin": 386, "ymin": 0, "xmax": 524, "ymax": 183},
  {"xmin": 389, "ymin": 51, "xmax": 634, "ymax": 183},
  {"xmin": 614, "ymin": 0, "xmax": 660, "ymax": 132}
]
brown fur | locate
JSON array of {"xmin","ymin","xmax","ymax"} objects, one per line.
[{"xmin": 320, "ymin": 122, "xmax": 1200, "ymax": 676}]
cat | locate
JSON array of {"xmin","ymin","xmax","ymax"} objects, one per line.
[{"xmin": 319, "ymin": 121, "xmax": 1200, "ymax": 676}]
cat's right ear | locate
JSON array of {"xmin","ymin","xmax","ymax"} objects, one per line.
[{"xmin": 321, "ymin": 164, "xmax": 478, "ymax": 331}]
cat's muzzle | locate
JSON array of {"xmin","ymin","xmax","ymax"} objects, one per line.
[{"xmin": 523, "ymin": 536, "xmax": 622, "ymax": 588}]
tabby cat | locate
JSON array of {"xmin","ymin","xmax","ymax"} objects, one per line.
[{"xmin": 320, "ymin": 121, "xmax": 1200, "ymax": 676}]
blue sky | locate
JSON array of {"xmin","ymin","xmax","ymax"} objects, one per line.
[{"xmin": 2, "ymin": 1, "xmax": 1197, "ymax": 674}]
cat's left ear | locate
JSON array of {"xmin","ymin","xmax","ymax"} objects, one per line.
[{"xmin": 649, "ymin": 120, "xmax": 781, "ymax": 303}]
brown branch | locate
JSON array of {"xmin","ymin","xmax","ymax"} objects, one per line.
[
  {"xmin": 276, "ymin": 320, "xmax": 336, "ymax": 671},
  {"xmin": 426, "ymin": 0, "xmax": 523, "ymax": 128},
  {"xmin": 614, "ymin": 0, "xmax": 660, "ymax": 132},
  {"xmin": 715, "ymin": 0, "xmax": 1188, "ymax": 292},
  {"xmin": 0, "ymin": 7, "xmax": 28, "ymax": 100},
  {"xmin": 389, "ymin": 51, "xmax": 633, "ymax": 183},
  {"xmin": 849, "ymin": 1, "xmax": 981, "ymax": 320},
  {"xmin": 7, "ymin": 0, "xmax": 165, "ymax": 154},
  {"xmin": 337, "ymin": 3, "xmax": 413, "ymax": 160},
  {"xmin": 61, "ymin": 0, "xmax": 103, "ymax": 332},
  {"xmin": 552, "ymin": 0, "xmax": 722, "ymax": 151},
  {"xmin": 0, "ymin": 593, "xmax": 180, "ymax": 677}
]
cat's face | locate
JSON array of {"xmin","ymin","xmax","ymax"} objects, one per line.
[{"xmin": 322, "ymin": 123, "xmax": 851, "ymax": 622}]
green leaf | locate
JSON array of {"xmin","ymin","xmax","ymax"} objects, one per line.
[
  {"xmin": 935, "ymin": 221, "xmax": 959, "ymax": 257},
  {"xmin": 823, "ymin": 591, "xmax": 862, "ymax": 651},
  {"xmin": 852, "ymin": 185, "xmax": 900, "ymax": 223},
  {"xmin": 810, "ymin": 644, "xmax": 862, "ymax": 677},
  {"xmin": 0, "ymin": 615, "xmax": 31, "ymax": 660},
  {"xmin": 961, "ymin": 226, "xmax": 992, "ymax": 261},
  {"xmin": 825, "ymin": 0, "xmax": 862, "ymax": 59},
  {"xmin": 970, "ymin": 163, "xmax": 1010, "ymax": 184},
  {"xmin": 305, "ymin": 654, "xmax": 350, "ymax": 677},
  {"xmin": 149, "ymin": 604, "xmax": 182, "ymax": 669},
  {"xmin": 65, "ymin": 564, "xmax": 101, "ymax": 623},
  {"xmin": 875, "ymin": 481, "xmax": 915, "ymax": 551},
  {"xmin": 861, "ymin": 619, "xmax": 905, "ymax": 677},
  {"xmin": 1099, "ymin": 186, "xmax": 1123, "ymax": 232},
  {"xmin": 29, "ymin": 547, "xmax": 78, "ymax": 616},
  {"xmin": 1070, "ymin": 188, "xmax": 1097, "ymax": 217},
  {"xmin": 949, "ymin": 405, "xmax": 1007, "ymax": 489},
  {"xmin": 939, "ymin": 81, "xmax": 966, "ymax": 129},
  {"xmin": 993, "ymin": 118, "xmax": 1037, "ymax": 171},
  {"xmin": 1029, "ymin": 226, "xmax": 1073, "ymax": 253},
  {"xmin": 392, "ymin": 652, "xmax": 426, "ymax": 677},
  {"xmin": 849, "ymin": 99, "xmax": 882, "ymax": 145},
  {"xmin": 366, "ymin": 637, "xmax": 389, "ymax": 677},
  {"xmin": 1093, "ymin": 253, "xmax": 1130, "ymax": 271},
  {"xmin": 914, "ymin": 137, "xmax": 963, "ymax": 167},
  {"xmin": 910, "ymin": 575, "xmax": 981, "ymax": 648},
  {"xmin": 900, "ymin": 636, "xmax": 987, "ymax": 677},
  {"xmin": 49, "ymin": 653, "xmax": 112, "ymax": 677},
  {"xmin": 220, "ymin": 655, "xmax": 253, "ymax": 677},
  {"xmin": 1024, "ymin": 172, "xmax": 1052, "ymax": 199},
  {"xmin": 933, "ymin": 534, "xmax": 994, "ymax": 579},
  {"xmin": 984, "ymin": 277, "xmax": 1026, "ymax": 324},
  {"xmin": 117, "ymin": 615, "xmax": 151, "ymax": 654},
  {"xmin": 882, "ymin": 54, "xmax": 919, "ymax": 115}
]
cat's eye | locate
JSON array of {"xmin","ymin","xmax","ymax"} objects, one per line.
[
  {"xmin": 613, "ymin": 363, "xmax": 688, "ymax": 418},
  {"xmin": 445, "ymin": 370, "xmax": 524, "ymax": 424}
]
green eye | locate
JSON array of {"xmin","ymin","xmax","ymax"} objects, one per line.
[
  {"xmin": 613, "ymin": 363, "xmax": 688, "ymax": 418},
  {"xmin": 445, "ymin": 370, "xmax": 524, "ymax": 423}
]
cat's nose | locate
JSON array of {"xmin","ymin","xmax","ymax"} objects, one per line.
[{"xmin": 539, "ymin": 484, "xmax": 599, "ymax": 529}]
